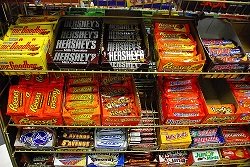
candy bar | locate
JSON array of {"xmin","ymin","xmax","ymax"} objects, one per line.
[
  {"xmin": 207, "ymin": 47, "xmax": 243, "ymax": 57},
  {"xmin": 202, "ymin": 39, "xmax": 235, "ymax": 48},
  {"xmin": 16, "ymin": 16, "xmax": 59, "ymax": 25},
  {"xmin": 108, "ymin": 31, "xmax": 141, "ymax": 40},
  {"xmin": 59, "ymin": 30, "xmax": 99, "ymax": 39},
  {"xmin": 68, "ymin": 77, "xmax": 98, "ymax": 86},
  {"xmin": 192, "ymin": 136, "xmax": 224, "ymax": 147},
  {"xmin": 190, "ymin": 128, "xmax": 218, "ymax": 137},
  {"xmin": 55, "ymin": 39, "xmax": 98, "ymax": 52},
  {"xmin": 87, "ymin": 153, "xmax": 124, "ymax": 167},
  {"xmin": 154, "ymin": 23, "xmax": 190, "ymax": 33},
  {"xmin": 65, "ymin": 100, "xmax": 98, "ymax": 109},
  {"xmin": 107, "ymin": 41, "xmax": 142, "ymax": 51},
  {"xmin": 62, "ymin": 19, "xmax": 101, "ymax": 30},
  {"xmin": 108, "ymin": 24, "xmax": 139, "ymax": 31},
  {"xmin": 101, "ymin": 87, "xmax": 130, "ymax": 97},
  {"xmin": 66, "ymin": 93, "xmax": 98, "ymax": 101},
  {"xmin": 58, "ymin": 140, "xmax": 91, "ymax": 148}
]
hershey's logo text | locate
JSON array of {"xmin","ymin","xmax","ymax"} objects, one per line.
[
  {"xmin": 107, "ymin": 41, "xmax": 141, "ymax": 51},
  {"xmin": 60, "ymin": 30, "xmax": 99, "ymax": 39},
  {"xmin": 56, "ymin": 39, "xmax": 96, "ymax": 50},
  {"xmin": 64, "ymin": 20, "xmax": 100, "ymax": 29},
  {"xmin": 108, "ymin": 31, "xmax": 139, "ymax": 40},
  {"xmin": 108, "ymin": 50, "xmax": 144, "ymax": 62},
  {"xmin": 53, "ymin": 52, "xmax": 96, "ymax": 63}
]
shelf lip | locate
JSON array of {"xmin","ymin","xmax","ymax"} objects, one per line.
[
  {"xmin": 8, "ymin": 122, "xmax": 250, "ymax": 128},
  {"xmin": 14, "ymin": 144, "xmax": 250, "ymax": 154},
  {"xmin": 2, "ymin": 70, "xmax": 250, "ymax": 75},
  {"xmin": 180, "ymin": 0, "xmax": 250, "ymax": 5}
]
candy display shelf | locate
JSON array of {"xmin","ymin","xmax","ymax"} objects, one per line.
[
  {"xmin": 13, "ymin": 144, "xmax": 250, "ymax": 153},
  {"xmin": 1, "ymin": 0, "xmax": 250, "ymax": 167}
]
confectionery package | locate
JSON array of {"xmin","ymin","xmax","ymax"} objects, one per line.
[
  {"xmin": 87, "ymin": 153, "xmax": 125, "ymax": 167},
  {"xmin": 49, "ymin": 17, "xmax": 102, "ymax": 70},
  {"xmin": 199, "ymin": 78, "xmax": 240, "ymax": 123},
  {"xmin": 228, "ymin": 79, "xmax": 250, "ymax": 122},
  {"xmin": 158, "ymin": 151, "xmax": 188, "ymax": 167},
  {"xmin": 158, "ymin": 127, "xmax": 192, "ymax": 149},
  {"xmin": 153, "ymin": 19, "xmax": 206, "ymax": 73},
  {"xmin": 187, "ymin": 149, "xmax": 220, "ymax": 166},
  {"xmin": 63, "ymin": 75, "xmax": 101, "ymax": 126},
  {"xmin": 197, "ymin": 18, "xmax": 248, "ymax": 78},
  {"xmin": 158, "ymin": 77, "xmax": 206, "ymax": 125},
  {"xmin": 218, "ymin": 147, "xmax": 250, "ymax": 164},
  {"xmin": 54, "ymin": 153, "xmax": 86, "ymax": 166},
  {"xmin": 14, "ymin": 128, "xmax": 55, "ymax": 149},
  {"xmin": 95, "ymin": 128, "xmax": 128, "ymax": 151},
  {"xmin": 15, "ymin": 15, "xmax": 60, "ymax": 26},
  {"xmin": 7, "ymin": 74, "xmax": 64, "ymax": 125},
  {"xmin": 101, "ymin": 18, "xmax": 150, "ymax": 71},
  {"xmin": 100, "ymin": 75, "xmax": 141, "ymax": 126}
]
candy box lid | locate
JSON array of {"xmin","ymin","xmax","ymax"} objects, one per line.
[
  {"xmin": 192, "ymin": 149, "xmax": 220, "ymax": 163},
  {"xmin": 4, "ymin": 25, "xmax": 53, "ymax": 38},
  {"xmin": 159, "ymin": 128, "xmax": 192, "ymax": 144},
  {"xmin": 16, "ymin": 15, "xmax": 59, "ymax": 26},
  {"xmin": 54, "ymin": 153, "xmax": 86, "ymax": 166},
  {"xmin": 14, "ymin": 128, "xmax": 55, "ymax": 149},
  {"xmin": 87, "ymin": 153, "xmax": 124, "ymax": 167}
]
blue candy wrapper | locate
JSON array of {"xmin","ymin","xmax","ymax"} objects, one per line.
[{"xmin": 87, "ymin": 153, "xmax": 124, "ymax": 167}]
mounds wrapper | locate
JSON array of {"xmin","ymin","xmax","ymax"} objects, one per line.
[
  {"xmin": 7, "ymin": 74, "xmax": 64, "ymax": 125},
  {"xmin": 153, "ymin": 18, "xmax": 206, "ymax": 74},
  {"xmin": 63, "ymin": 75, "xmax": 101, "ymax": 126},
  {"xmin": 101, "ymin": 18, "xmax": 150, "ymax": 71},
  {"xmin": 228, "ymin": 80, "xmax": 250, "ymax": 123},
  {"xmin": 158, "ymin": 77, "xmax": 206, "ymax": 125},
  {"xmin": 158, "ymin": 151, "xmax": 188, "ymax": 167},
  {"xmin": 197, "ymin": 18, "xmax": 248, "ymax": 79},
  {"xmin": 158, "ymin": 127, "xmax": 192, "ymax": 149},
  {"xmin": 221, "ymin": 126, "xmax": 250, "ymax": 146},
  {"xmin": 0, "ymin": 37, "xmax": 49, "ymax": 75},
  {"xmin": 187, "ymin": 149, "xmax": 220, "ymax": 166},
  {"xmin": 54, "ymin": 153, "xmax": 86, "ymax": 167},
  {"xmin": 49, "ymin": 17, "xmax": 102, "ymax": 70},
  {"xmin": 14, "ymin": 128, "xmax": 55, "ymax": 149},
  {"xmin": 218, "ymin": 147, "xmax": 250, "ymax": 164},
  {"xmin": 199, "ymin": 78, "xmax": 239, "ymax": 124},
  {"xmin": 100, "ymin": 75, "xmax": 141, "ymax": 126},
  {"xmin": 87, "ymin": 153, "xmax": 125, "ymax": 167}
]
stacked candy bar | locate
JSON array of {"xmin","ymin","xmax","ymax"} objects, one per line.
[
  {"xmin": 229, "ymin": 81, "xmax": 250, "ymax": 122},
  {"xmin": 128, "ymin": 110, "xmax": 157, "ymax": 150},
  {"xmin": 95, "ymin": 128, "xmax": 127, "ymax": 150},
  {"xmin": 187, "ymin": 149, "xmax": 220, "ymax": 166},
  {"xmin": 63, "ymin": 75, "xmax": 101, "ymax": 126},
  {"xmin": 51, "ymin": 18, "xmax": 102, "ymax": 70},
  {"xmin": 159, "ymin": 127, "xmax": 192, "ymax": 149},
  {"xmin": 219, "ymin": 147, "xmax": 250, "ymax": 163},
  {"xmin": 87, "ymin": 153, "xmax": 125, "ymax": 167},
  {"xmin": 154, "ymin": 23, "xmax": 202, "ymax": 72},
  {"xmin": 158, "ymin": 151, "xmax": 188, "ymax": 167},
  {"xmin": 7, "ymin": 74, "xmax": 64, "ymax": 125},
  {"xmin": 125, "ymin": 153, "xmax": 157, "ymax": 167},
  {"xmin": 190, "ymin": 127, "xmax": 225, "ymax": 148},
  {"xmin": 221, "ymin": 126, "xmax": 250, "ymax": 146},
  {"xmin": 56, "ymin": 129, "xmax": 93, "ymax": 150},
  {"xmin": 14, "ymin": 128, "xmax": 55, "ymax": 149},
  {"xmin": 203, "ymin": 39, "xmax": 245, "ymax": 63},
  {"xmin": 100, "ymin": 75, "xmax": 141, "ymax": 126},
  {"xmin": 160, "ymin": 78, "xmax": 206, "ymax": 125},
  {"xmin": 102, "ymin": 22, "xmax": 148, "ymax": 71},
  {"xmin": 20, "ymin": 154, "xmax": 54, "ymax": 167}
]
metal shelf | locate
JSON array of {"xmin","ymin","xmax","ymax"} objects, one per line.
[{"xmin": 14, "ymin": 143, "xmax": 250, "ymax": 154}]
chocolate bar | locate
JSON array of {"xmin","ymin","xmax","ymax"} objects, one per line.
[
  {"xmin": 59, "ymin": 30, "xmax": 99, "ymax": 39},
  {"xmin": 55, "ymin": 39, "xmax": 98, "ymax": 52},
  {"xmin": 107, "ymin": 41, "xmax": 141, "ymax": 51},
  {"xmin": 108, "ymin": 24, "xmax": 139, "ymax": 31},
  {"xmin": 107, "ymin": 50, "xmax": 145, "ymax": 62},
  {"xmin": 63, "ymin": 19, "xmax": 101, "ymax": 30},
  {"xmin": 53, "ymin": 52, "xmax": 97, "ymax": 65},
  {"xmin": 108, "ymin": 31, "xmax": 141, "ymax": 40}
]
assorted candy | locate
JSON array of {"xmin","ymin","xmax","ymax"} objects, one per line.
[
  {"xmin": 100, "ymin": 75, "xmax": 141, "ymax": 126},
  {"xmin": 102, "ymin": 20, "xmax": 149, "ymax": 71},
  {"xmin": 219, "ymin": 147, "xmax": 250, "ymax": 163},
  {"xmin": 14, "ymin": 128, "xmax": 55, "ymax": 149},
  {"xmin": 7, "ymin": 74, "xmax": 64, "ymax": 125},
  {"xmin": 49, "ymin": 18, "xmax": 102, "ymax": 70},
  {"xmin": 154, "ymin": 22, "xmax": 205, "ymax": 72},
  {"xmin": 187, "ymin": 149, "xmax": 220, "ymax": 166},
  {"xmin": 229, "ymin": 80, "xmax": 250, "ymax": 122},
  {"xmin": 190, "ymin": 127, "xmax": 225, "ymax": 148},
  {"xmin": 63, "ymin": 75, "xmax": 101, "ymax": 126},
  {"xmin": 158, "ymin": 151, "xmax": 188, "ymax": 167},
  {"xmin": 95, "ymin": 128, "xmax": 128, "ymax": 150},
  {"xmin": 159, "ymin": 77, "xmax": 206, "ymax": 125},
  {"xmin": 125, "ymin": 153, "xmax": 157, "ymax": 167}
]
